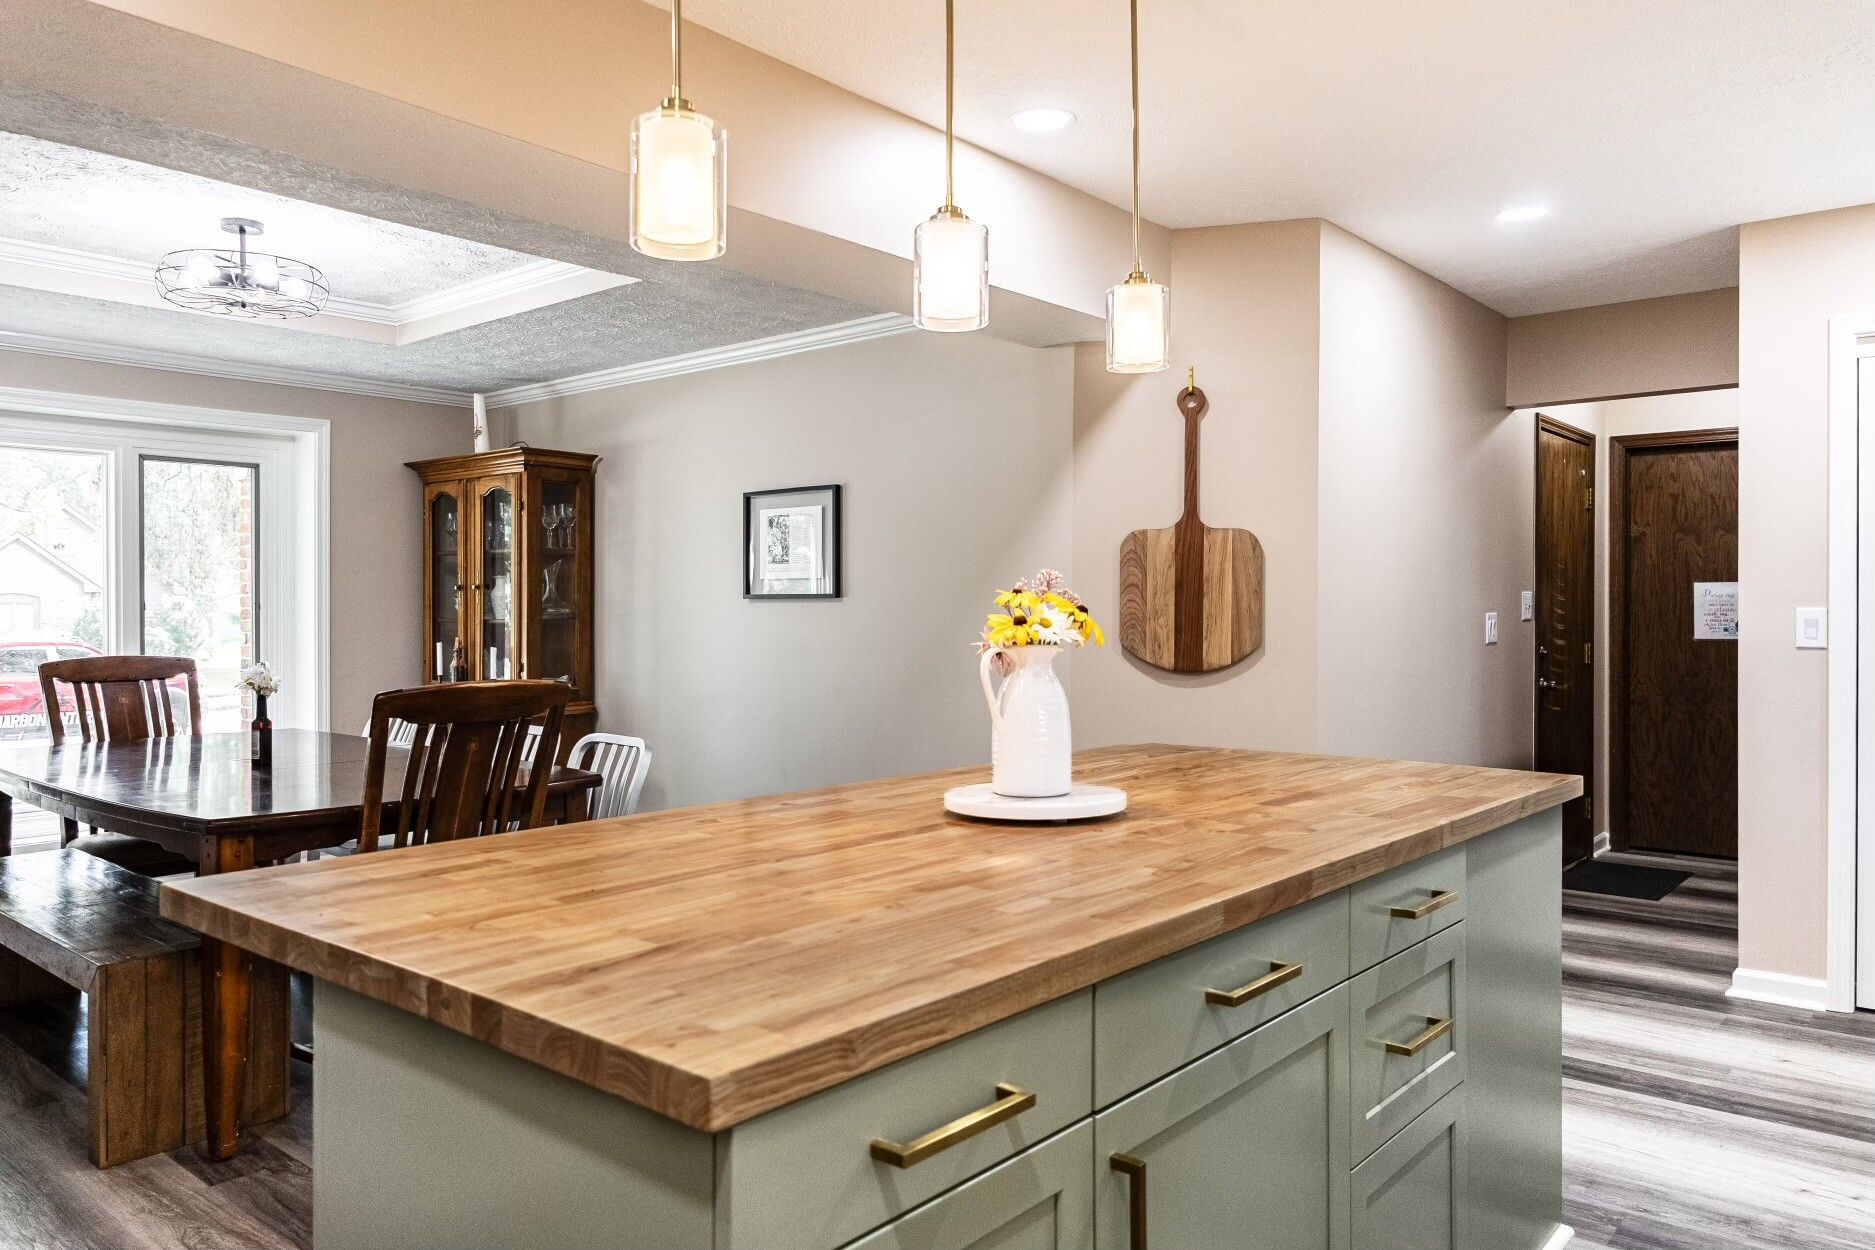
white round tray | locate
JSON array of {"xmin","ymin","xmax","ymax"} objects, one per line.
[{"xmin": 943, "ymin": 783, "xmax": 1128, "ymax": 823}]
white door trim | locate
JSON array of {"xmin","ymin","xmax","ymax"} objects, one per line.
[
  {"xmin": 0, "ymin": 385, "xmax": 331, "ymax": 731},
  {"xmin": 1826, "ymin": 314, "xmax": 1875, "ymax": 1012}
]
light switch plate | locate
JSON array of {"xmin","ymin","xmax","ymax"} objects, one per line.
[
  {"xmin": 1485, "ymin": 612, "xmax": 1499, "ymax": 645},
  {"xmin": 1520, "ymin": 591, "xmax": 1534, "ymax": 621},
  {"xmin": 1796, "ymin": 606, "xmax": 1828, "ymax": 649}
]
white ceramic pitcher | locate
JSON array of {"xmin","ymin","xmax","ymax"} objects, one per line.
[{"xmin": 979, "ymin": 646, "xmax": 1072, "ymax": 798}]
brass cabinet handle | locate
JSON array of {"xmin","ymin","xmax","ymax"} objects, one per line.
[
  {"xmin": 1110, "ymin": 1153, "xmax": 1148, "ymax": 1250},
  {"xmin": 1203, "ymin": 961, "xmax": 1303, "ymax": 1007},
  {"xmin": 1382, "ymin": 1015, "xmax": 1454, "ymax": 1057},
  {"xmin": 869, "ymin": 1084, "xmax": 1036, "ymax": 1168},
  {"xmin": 1388, "ymin": 889, "xmax": 1458, "ymax": 921}
]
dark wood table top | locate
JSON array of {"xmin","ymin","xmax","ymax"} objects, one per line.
[{"xmin": 0, "ymin": 728, "xmax": 598, "ymax": 836}]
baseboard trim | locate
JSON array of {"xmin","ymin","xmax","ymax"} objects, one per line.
[
  {"xmin": 1541, "ymin": 1224, "xmax": 1575, "ymax": 1250},
  {"xmin": 1727, "ymin": 967, "xmax": 1831, "ymax": 1011},
  {"xmin": 1592, "ymin": 832, "xmax": 1610, "ymax": 856}
]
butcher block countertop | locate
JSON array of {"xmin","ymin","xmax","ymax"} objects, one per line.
[{"xmin": 160, "ymin": 744, "xmax": 1578, "ymax": 1133}]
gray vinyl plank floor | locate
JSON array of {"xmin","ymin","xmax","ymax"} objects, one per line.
[
  {"xmin": 0, "ymin": 844, "xmax": 1869, "ymax": 1248},
  {"xmin": 1563, "ymin": 852, "xmax": 1875, "ymax": 1250}
]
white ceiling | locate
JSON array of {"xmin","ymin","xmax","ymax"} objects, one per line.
[
  {"xmin": 0, "ymin": 124, "xmax": 873, "ymax": 401},
  {"xmin": 0, "ymin": 131, "xmax": 536, "ymax": 306},
  {"xmin": 659, "ymin": 0, "xmax": 1875, "ymax": 315}
]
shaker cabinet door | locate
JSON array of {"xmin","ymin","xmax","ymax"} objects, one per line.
[
  {"xmin": 1350, "ymin": 1087, "xmax": 1466, "ymax": 1250},
  {"xmin": 1093, "ymin": 986, "xmax": 1350, "ymax": 1250},
  {"xmin": 840, "ymin": 1122, "xmax": 1093, "ymax": 1250}
]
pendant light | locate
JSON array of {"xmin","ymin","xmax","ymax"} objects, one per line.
[
  {"xmin": 630, "ymin": 0, "xmax": 727, "ymax": 261},
  {"xmin": 1106, "ymin": 0, "xmax": 1169, "ymax": 372},
  {"xmin": 912, "ymin": 0, "xmax": 989, "ymax": 332}
]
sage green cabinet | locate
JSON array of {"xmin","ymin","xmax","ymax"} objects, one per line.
[
  {"xmin": 1351, "ymin": 1087, "xmax": 1467, "ymax": 1250},
  {"xmin": 1092, "ymin": 986, "xmax": 1351, "ymax": 1250},
  {"xmin": 1349, "ymin": 922, "xmax": 1466, "ymax": 1162},
  {"xmin": 840, "ymin": 1123, "xmax": 1093, "ymax": 1250}
]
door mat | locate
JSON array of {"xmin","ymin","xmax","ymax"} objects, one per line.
[{"xmin": 1562, "ymin": 858, "xmax": 1691, "ymax": 901}]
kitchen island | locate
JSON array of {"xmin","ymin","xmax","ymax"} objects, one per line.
[{"xmin": 161, "ymin": 744, "xmax": 1579, "ymax": 1250}]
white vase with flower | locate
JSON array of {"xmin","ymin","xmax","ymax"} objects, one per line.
[{"xmin": 973, "ymin": 569, "xmax": 1104, "ymax": 800}]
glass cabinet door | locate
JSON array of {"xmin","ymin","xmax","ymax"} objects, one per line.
[
  {"xmin": 534, "ymin": 473, "xmax": 586, "ymax": 695},
  {"xmin": 477, "ymin": 479, "xmax": 517, "ymax": 680},
  {"xmin": 427, "ymin": 487, "xmax": 464, "ymax": 681}
]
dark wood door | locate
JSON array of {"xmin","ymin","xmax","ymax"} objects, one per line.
[
  {"xmin": 1535, "ymin": 417, "xmax": 1596, "ymax": 864},
  {"xmin": 1613, "ymin": 433, "xmax": 1738, "ymax": 857}
]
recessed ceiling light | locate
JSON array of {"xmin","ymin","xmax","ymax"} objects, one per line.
[
  {"xmin": 1496, "ymin": 203, "xmax": 1551, "ymax": 224},
  {"xmin": 1011, "ymin": 107, "xmax": 1075, "ymax": 134}
]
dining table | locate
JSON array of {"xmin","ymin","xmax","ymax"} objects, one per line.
[{"xmin": 0, "ymin": 727, "xmax": 600, "ymax": 1160}]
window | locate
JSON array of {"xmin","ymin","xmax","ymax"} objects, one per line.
[
  {"xmin": 0, "ymin": 407, "xmax": 324, "ymax": 735},
  {"xmin": 0, "ymin": 594, "xmax": 41, "ymax": 634}
]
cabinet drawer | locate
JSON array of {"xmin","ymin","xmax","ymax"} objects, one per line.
[
  {"xmin": 717, "ymin": 991, "xmax": 1092, "ymax": 1250},
  {"xmin": 839, "ymin": 1121, "xmax": 1093, "ymax": 1250},
  {"xmin": 1094, "ymin": 890, "xmax": 1349, "ymax": 1105},
  {"xmin": 1349, "ymin": 845, "xmax": 1466, "ymax": 973},
  {"xmin": 1349, "ymin": 923, "xmax": 1465, "ymax": 1163},
  {"xmin": 1351, "ymin": 1086, "xmax": 1466, "ymax": 1250},
  {"xmin": 1094, "ymin": 986, "xmax": 1351, "ymax": 1250}
]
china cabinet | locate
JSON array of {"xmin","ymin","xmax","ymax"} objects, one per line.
[{"xmin": 407, "ymin": 447, "xmax": 598, "ymax": 749}]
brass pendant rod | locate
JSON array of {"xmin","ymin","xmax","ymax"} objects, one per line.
[
  {"xmin": 1129, "ymin": 0, "xmax": 1142, "ymax": 274},
  {"xmin": 670, "ymin": 0, "xmax": 684, "ymax": 102},
  {"xmin": 944, "ymin": 0, "xmax": 956, "ymax": 211}
]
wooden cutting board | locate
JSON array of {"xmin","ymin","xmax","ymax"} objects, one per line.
[{"xmin": 1119, "ymin": 382, "xmax": 1264, "ymax": 672}]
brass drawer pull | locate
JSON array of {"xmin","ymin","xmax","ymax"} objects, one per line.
[
  {"xmin": 1382, "ymin": 1015, "xmax": 1454, "ymax": 1057},
  {"xmin": 1388, "ymin": 889, "xmax": 1458, "ymax": 921},
  {"xmin": 1204, "ymin": 961, "xmax": 1303, "ymax": 1007},
  {"xmin": 869, "ymin": 1083, "xmax": 1036, "ymax": 1168},
  {"xmin": 1111, "ymin": 1153, "xmax": 1148, "ymax": 1250}
]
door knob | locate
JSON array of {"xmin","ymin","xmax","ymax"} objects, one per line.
[{"xmin": 1537, "ymin": 677, "xmax": 1558, "ymax": 689}]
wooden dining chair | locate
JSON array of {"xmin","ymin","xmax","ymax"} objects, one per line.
[
  {"xmin": 37, "ymin": 655, "xmax": 202, "ymax": 876},
  {"xmin": 358, "ymin": 680, "xmax": 570, "ymax": 852}
]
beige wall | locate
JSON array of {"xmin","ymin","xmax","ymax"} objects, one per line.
[
  {"xmin": 1074, "ymin": 220, "xmax": 1519, "ymax": 767},
  {"xmin": 1526, "ymin": 389, "xmax": 1741, "ymax": 846},
  {"xmin": 1316, "ymin": 225, "xmax": 1522, "ymax": 766},
  {"xmin": 499, "ymin": 331, "xmax": 1073, "ymax": 811},
  {"xmin": 1506, "ymin": 287, "xmax": 1738, "ymax": 409},
  {"xmin": 1736, "ymin": 205, "xmax": 1875, "ymax": 982},
  {"xmin": 0, "ymin": 351, "xmax": 468, "ymax": 731},
  {"xmin": 1071, "ymin": 220, "xmax": 1323, "ymax": 752}
]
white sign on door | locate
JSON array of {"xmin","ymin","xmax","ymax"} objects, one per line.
[{"xmin": 1694, "ymin": 581, "xmax": 1739, "ymax": 640}]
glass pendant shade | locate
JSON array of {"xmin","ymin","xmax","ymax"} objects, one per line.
[
  {"xmin": 912, "ymin": 208, "xmax": 989, "ymax": 332},
  {"xmin": 629, "ymin": 101, "xmax": 727, "ymax": 261},
  {"xmin": 1106, "ymin": 277, "xmax": 1170, "ymax": 373}
]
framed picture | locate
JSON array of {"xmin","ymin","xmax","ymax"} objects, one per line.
[{"xmin": 744, "ymin": 484, "xmax": 841, "ymax": 598}]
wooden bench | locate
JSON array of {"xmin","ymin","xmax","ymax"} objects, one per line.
[{"xmin": 0, "ymin": 849, "xmax": 201, "ymax": 1167}]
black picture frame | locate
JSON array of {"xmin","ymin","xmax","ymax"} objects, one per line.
[{"xmin": 744, "ymin": 484, "xmax": 842, "ymax": 599}]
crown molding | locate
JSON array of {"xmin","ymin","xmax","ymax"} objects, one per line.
[
  {"xmin": 485, "ymin": 313, "xmax": 914, "ymax": 408},
  {"xmin": 0, "ymin": 236, "xmax": 631, "ymax": 345},
  {"xmin": 0, "ymin": 329, "xmax": 471, "ymax": 407}
]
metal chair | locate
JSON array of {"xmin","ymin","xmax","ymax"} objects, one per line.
[
  {"xmin": 359, "ymin": 717, "xmax": 419, "ymax": 748},
  {"xmin": 566, "ymin": 733, "xmax": 652, "ymax": 820}
]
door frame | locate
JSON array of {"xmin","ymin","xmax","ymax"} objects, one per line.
[
  {"xmin": 1605, "ymin": 427, "xmax": 1740, "ymax": 854},
  {"xmin": 1827, "ymin": 314, "xmax": 1875, "ymax": 1012},
  {"xmin": 1533, "ymin": 413, "xmax": 1596, "ymax": 860}
]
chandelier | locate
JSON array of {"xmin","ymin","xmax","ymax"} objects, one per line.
[{"xmin": 155, "ymin": 218, "xmax": 329, "ymax": 319}]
